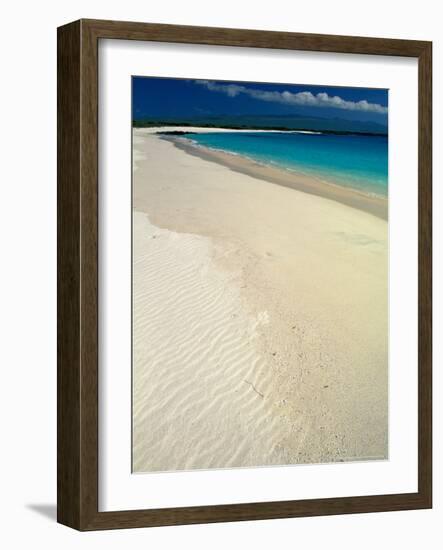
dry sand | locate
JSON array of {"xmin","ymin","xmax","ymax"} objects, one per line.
[{"xmin": 132, "ymin": 127, "xmax": 388, "ymax": 473}]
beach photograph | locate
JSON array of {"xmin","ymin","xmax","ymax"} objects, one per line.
[{"xmin": 131, "ymin": 76, "xmax": 388, "ymax": 473}]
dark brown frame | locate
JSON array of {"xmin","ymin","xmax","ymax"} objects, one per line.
[{"xmin": 57, "ymin": 18, "xmax": 432, "ymax": 531}]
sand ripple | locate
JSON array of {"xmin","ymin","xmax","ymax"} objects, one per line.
[{"xmin": 132, "ymin": 212, "xmax": 282, "ymax": 472}]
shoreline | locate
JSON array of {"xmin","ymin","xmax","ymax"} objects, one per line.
[
  {"xmin": 165, "ymin": 135, "xmax": 388, "ymax": 221},
  {"xmin": 132, "ymin": 128, "xmax": 388, "ymax": 472}
]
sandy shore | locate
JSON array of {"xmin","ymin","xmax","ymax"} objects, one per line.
[
  {"xmin": 132, "ymin": 127, "xmax": 388, "ymax": 473},
  {"xmin": 169, "ymin": 137, "xmax": 388, "ymax": 220}
]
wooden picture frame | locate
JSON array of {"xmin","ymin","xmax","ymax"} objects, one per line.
[{"xmin": 57, "ymin": 18, "xmax": 432, "ymax": 530}]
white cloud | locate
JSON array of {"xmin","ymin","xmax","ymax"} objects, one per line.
[{"xmin": 195, "ymin": 80, "xmax": 388, "ymax": 114}]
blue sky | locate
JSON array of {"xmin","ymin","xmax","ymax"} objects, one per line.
[{"xmin": 132, "ymin": 77, "xmax": 388, "ymax": 124}]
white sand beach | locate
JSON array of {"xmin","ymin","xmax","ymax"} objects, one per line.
[{"xmin": 132, "ymin": 127, "xmax": 388, "ymax": 473}]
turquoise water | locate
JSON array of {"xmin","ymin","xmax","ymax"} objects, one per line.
[{"xmin": 185, "ymin": 131, "xmax": 388, "ymax": 197}]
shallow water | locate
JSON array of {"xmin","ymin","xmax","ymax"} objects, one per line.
[{"xmin": 186, "ymin": 131, "xmax": 388, "ymax": 197}]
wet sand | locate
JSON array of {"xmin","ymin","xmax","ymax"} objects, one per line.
[
  {"xmin": 169, "ymin": 136, "xmax": 388, "ymax": 221},
  {"xmin": 132, "ymin": 128, "xmax": 388, "ymax": 473}
]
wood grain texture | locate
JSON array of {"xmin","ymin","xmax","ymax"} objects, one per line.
[
  {"xmin": 57, "ymin": 19, "xmax": 432, "ymax": 531},
  {"xmin": 57, "ymin": 20, "xmax": 81, "ymax": 529},
  {"xmin": 417, "ymin": 42, "xmax": 432, "ymax": 506},
  {"xmin": 84, "ymin": 18, "xmax": 428, "ymax": 56},
  {"xmin": 79, "ymin": 17, "xmax": 99, "ymax": 528}
]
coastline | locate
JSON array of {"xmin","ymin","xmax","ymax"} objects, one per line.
[
  {"xmin": 132, "ymin": 128, "xmax": 388, "ymax": 472},
  {"xmin": 164, "ymin": 135, "xmax": 388, "ymax": 221}
]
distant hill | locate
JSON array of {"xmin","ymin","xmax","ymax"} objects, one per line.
[{"xmin": 133, "ymin": 113, "xmax": 388, "ymax": 136}]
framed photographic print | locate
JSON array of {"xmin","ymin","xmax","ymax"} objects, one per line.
[{"xmin": 57, "ymin": 19, "xmax": 432, "ymax": 530}]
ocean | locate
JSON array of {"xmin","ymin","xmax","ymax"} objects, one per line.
[{"xmin": 184, "ymin": 131, "xmax": 388, "ymax": 198}]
